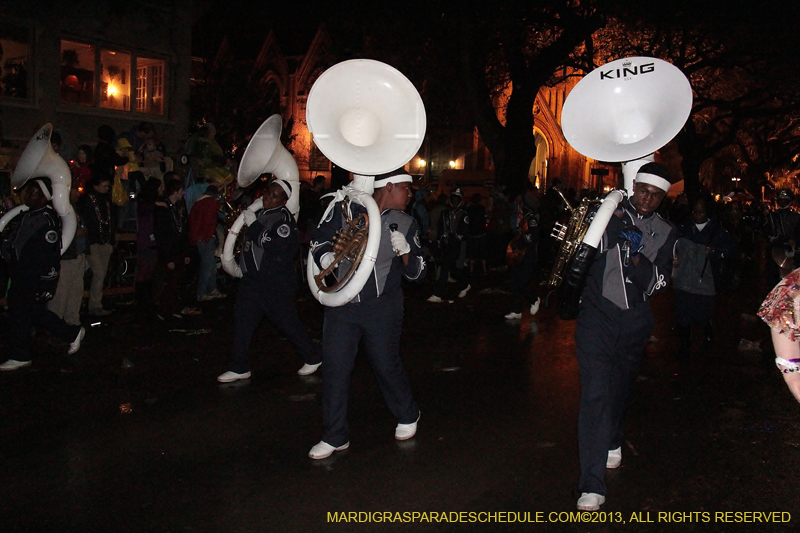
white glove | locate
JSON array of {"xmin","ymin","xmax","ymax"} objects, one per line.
[
  {"xmin": 390, "ymin": 231, "xmax": 411, "ymax": 255},
  {"xmin": 320, "ymin": 252, "xmax": 336, "ymax": 270},
  {"xmin": 242, "ymin": 210, "xmax": 257, "ymax": 226}
]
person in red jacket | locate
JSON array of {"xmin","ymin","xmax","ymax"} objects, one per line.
[{"xmin": 189, "ymin": 184, "xmax": 225, "ymax": 301}]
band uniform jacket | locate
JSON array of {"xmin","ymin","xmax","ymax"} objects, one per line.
[
  {"xmin": 239, "ymin": 205, "xmax": 298, "ymax": 285},
  {"xmin": 582, "ymin": 201, "xmax": 678, "ymax": 312},
  {"xmin": 311, "ymin": 201, "xmax": 427, "ymax": 304},
  {"xmin": 1, "ymin": 205, "xmax": 62, "ymax": 301},
  {"xmin": 438, "ymin": 205, "xmax": 468, "ymax": 246}
]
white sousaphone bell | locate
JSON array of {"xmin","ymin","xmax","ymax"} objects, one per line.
[
  {"xmin": 0, "ymin": 123, "xmax": 77, "ymax": 255},
  {"xmin": 221, "ymin": 114, "xmax": 301, "ymax": 278},
  {"xmin": 304, "ymin": 59, "xmax": 427, "ymax": 307},
  {"xmin": 560, "ymin": 56, "xmax": 693, "ymax": 250}
]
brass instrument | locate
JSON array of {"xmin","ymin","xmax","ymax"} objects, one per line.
[
  {"xmin": 0, "ymin": 124, "xmax": 77, "ymax": 254},
  {"xmin": 304, "ymin": 59, "xmax": 426, "ymax": 307},
  {"xmin": 547, "ymin": 191, "xmax": 598, "ymax": 289},
  {"xmin": 313, "ymin": 201, "xmax": 370, "ymax": 293},
  {"xmin": 221, "ymin": 115, "xmax": 300, "ymax": 278}
]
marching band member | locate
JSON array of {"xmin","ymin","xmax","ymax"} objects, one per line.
[
  {"xmin": 427, "ymin": 188, "xmax": 470, "ymax": 303},
  {"xmin": 574, "ymin": 163, "xmax": 678, "ymax": 511},
  {"xmin": 217, "ymin": 179, "xmax": 322, "ymax": 383},
  {"xmin": 1, "ymin": 179, "xmax": 85, "ymax": 371},
  {"xmin": 308, "ymin": 170, "xmax": 426, "ymax": 459},
  {"xmin": 504, "ymin": 203, "xmax": 541, "ymax": 320}
]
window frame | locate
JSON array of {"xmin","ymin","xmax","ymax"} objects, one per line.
[
  {"xmin": 59, "ymin": 36, "xmax": 168, "ymax": 117},
  {"xmin": 0, "ymin": 22, "xmax": 34, "ymax": 104}
]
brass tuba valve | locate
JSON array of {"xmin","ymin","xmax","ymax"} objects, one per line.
[
  {"xmin": 551, "ymin": 222, "xmax": 568, "ymax": 241},
  {"xmin": 314, "ymin": 202, "xmax": 370, "ymax": 292}
]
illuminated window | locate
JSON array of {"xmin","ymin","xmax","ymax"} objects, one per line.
[
  {"xmin": 60, "ymin": 40, "xmax": 94, "ymax": 105},
  {"xmin": 100, "ymin": 49, "xmax": 131, "ymax": 111},
  {"xmin": 59, "ymin": 39, "xmax": 166, "ymax": 115},
  {"xmin": 0, "ymin": 23, "xmax": 31, "ymax": 100},
  {"xmin": 136, "ymin": 57, "xmax": 165, "ymax": 115}
]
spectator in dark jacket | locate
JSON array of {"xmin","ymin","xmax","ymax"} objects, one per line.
[
  {"xmin": 92, "ymin": 125, "xmax": 128, "ymax": 182},
  {"xmin": 135, "ymin": 178, "xmax": 163, "ymax": 316},
  {"xmin": 153, "ymin": 179, "xmax": 196, "ymax": 319},
  {"xmin": 76, "ymin": 174, "xmax": 115, "ymax": 316}
]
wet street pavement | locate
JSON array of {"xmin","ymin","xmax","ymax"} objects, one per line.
[{"xmin": 2, "ymin": 263, "xmax": 799, "ymax": 532}]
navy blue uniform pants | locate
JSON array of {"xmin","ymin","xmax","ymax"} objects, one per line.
[
  {"xmin": 509, "ymin": 248, "xmax": 538, "ymax": 313},
  {"xmin": 321, "ymin": 291, "xmax": 419, "ymax": 447},
  {"xmin": 228, "ymin": 276, "xmax": 321, "ymax": 374},
  {"xmin": 8, "ymin": 281, "xmax": 81, "ymax": 361},
  {"xmin": 575, "ymin": 297, "xmax": 653, "ymax": 496}
]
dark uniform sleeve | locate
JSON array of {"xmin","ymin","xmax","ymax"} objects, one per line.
[
  {"xmin": 14, "ymin": 214, "xmax": 62, "ymax": 300},
  {"xmin": 523, "ymin": 215, "xmax": 539, "ymax": 248},
  {"xmin": 624, "ymin": 225, "xmax": 678, "ymax": 297},
  {"xmin": 402, "ymin": 218, "xmax": 427, "ymax": 281},
  {"xmin": 456, "ymin": 210, "xmax": 468, "ymax": 241},
  {"xmin": 310, "ymin": 201, "xmax": 342, "ymax": 267},
  {"xmin": 436, "ymin": 209, "xmax": 447, "ymax": 243}
]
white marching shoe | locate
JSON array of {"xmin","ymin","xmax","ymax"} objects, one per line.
[
  {"xmin": 217, "ymin": 370, "xmax": 251, "ymax": 383},
  {"xmin": 297, "ymin": 362, "xmax": 321, "ymax": 376},
  {"xmin": 577, "ymin": 493, "xmax": 605, "ymax": 511},
  {"xmin": 308, "ymin": 441, "xmax": 349, "ymax": 459},
  {"xmin": 607, "ymin": 446, "xmax": 622, "ymax": 469},
  {"xmin": 67, "ymin": 327, "xmax": 86, "ymax": 355},
  {"xmin": 0, "ymin": 359, "xmax": 32, "ymax": 371},
  {"xmin": 504, "ymin": 311, "xmax": 522, "ymax": 320},
  {"xmin": 395, "ymin": 412, "xmax": 420, "ymax": 441},
  {"xmin": 530, "ymin": 297, "xmax": 541, "ymax": 316}
]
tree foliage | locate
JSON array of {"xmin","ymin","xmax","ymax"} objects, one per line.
[{"xmin": 593, "ymin": 0, "xmax": 800, "ymax": 195}]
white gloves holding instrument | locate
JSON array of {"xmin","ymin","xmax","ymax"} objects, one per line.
[
  {"xmin": 390, "ymin": 231, "xmax": 411, "ymax": 255},
  {"xmin": 242, "ymin": 210, "xmax": 257, "ymax": 227},
  {"xmin": 320, "ymin": 252, "xmax": 336, "ymax": 270}
]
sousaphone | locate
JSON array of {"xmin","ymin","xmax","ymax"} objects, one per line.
[
  {"xmin": 221, "ymin": 115, "xmax": 300, "ymax": 278},
  {"xmin": 553, "ymin": 57, "xmax": 693, "ymax": 316},
  {"xmin": 0, "ymin": 124, "xmax": 76, "ymax": 254},
  {"xmin": 304, "ymin": 59, "xmax": 426, "ymax": 307}
]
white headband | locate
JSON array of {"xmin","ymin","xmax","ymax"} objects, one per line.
[
  {"xmin": 273, "ymin": 179, "xmax": 292, "ymax": 199},
  {"xmin": 35, "ymin": 179, "xmax": 53, "ymax": 200},
  {"xmin": 374, "ymin": 174, "xmax": 412, "ymax": 189},
  {"xmin": 635, "ymin": 172, "xmax": 671, "ymax": 193}
]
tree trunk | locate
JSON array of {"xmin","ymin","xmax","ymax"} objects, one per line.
[{"xmin": 501, "ymin": 84, "xmax": 537, "ymax": 198}]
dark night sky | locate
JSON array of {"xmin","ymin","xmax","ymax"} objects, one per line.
[{"xmin": 192, "ymin": 1, "xmax": 336, "ymax": 59}]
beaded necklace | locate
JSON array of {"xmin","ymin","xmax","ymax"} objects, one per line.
[
  {"xmin": 89, "ymin": 193, "xmax": 112, "ymax": 244},
  {"xmin": 168, "ymin": 199, "xmax": 186, "ymax": 235}
]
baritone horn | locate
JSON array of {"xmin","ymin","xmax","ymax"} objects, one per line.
[
  {"xmin": 304, "ymin": 59, "xmax": 426, "ymax": 307},
  {"xmin": 549, "ymin": 57, "xmax": 693, "ymax": 304},
  {"xmin": 221, "ymin": 115, "xmax": 300, "ymax": 278},
  {"xmin": 0, "ymin": 124, "xmax": 76, "ymax": 254}
]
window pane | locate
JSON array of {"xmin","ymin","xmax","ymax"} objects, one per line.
[
  {"xmin": 100, "ymin": 49, "xmax": 130, "ymax": 111},
  {"xmin": 1, "ymin": 23, "xmax": 30, "ymax": 100},
  {"xmin": 136, "ymin": 56, "xmax": 165, "ymax": 115},
  {"xmin": 61, "ymin": 40, "xmax": 94, "ymax": 105}
]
